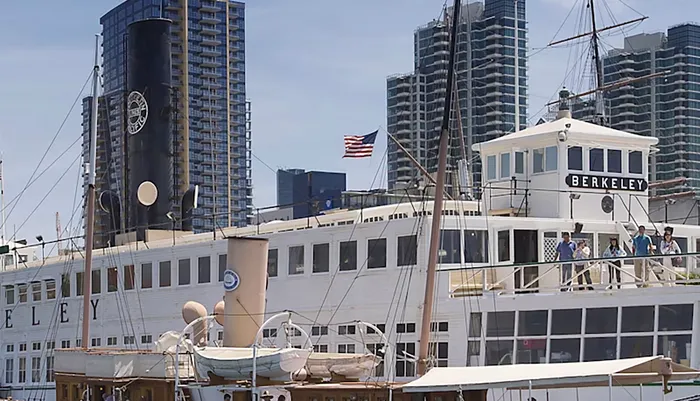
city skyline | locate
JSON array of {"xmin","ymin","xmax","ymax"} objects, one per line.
[{"xmin": 0, "ymin": 0, "xmax": 697, "ymax": 247}]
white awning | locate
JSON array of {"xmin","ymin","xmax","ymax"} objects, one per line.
[{"xmin": 402, "ymin": 356, "xmax": 700, "ymax": 393}]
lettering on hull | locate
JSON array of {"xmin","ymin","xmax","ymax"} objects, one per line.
[
  {"xmin": 3, "ymin": 299, "xmax": 99, "ymax": 329},
  {"xmin": 566, "ymin": 174, "xmax": 648, "ymax": 192}
]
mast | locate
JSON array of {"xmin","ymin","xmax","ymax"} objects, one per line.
[
  {"xmin": 82, "ymin": 34, "xmax": 100, "ymax": 350},
  {"xmin": 417, "ymin": 0, "xmax": 461, "ymax": 376},
  {"xmin": 0, "ymin": 156, "xmax": 5, "ymax": 271},
  {"xmin": 588, "ymin": 0, "xmax": 605, "ymax": 125}
]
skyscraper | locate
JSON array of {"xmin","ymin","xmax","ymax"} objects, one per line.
[
  {"xmin": 572, "ymin": 24, "xmax": 700, "ymax": 196},
  {"xmin": 387, "ymin": 0, "xmax": 527, "ymax": 194},
  {"xmin": 82, "ymin": 0, "xmax": 252, "ymax": 242},
  {"xmin": 276, "ymin": 168, "xmax": 305, "ymax": 206}
]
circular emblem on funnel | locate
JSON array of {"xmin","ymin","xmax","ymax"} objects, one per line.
[
  {"xmin": 127, "ymin": 91, "xmax": 148, "ymax": 135},
  {"xmin": 223, "ymin": 269, "xmax": 240, "ymax": 292}
]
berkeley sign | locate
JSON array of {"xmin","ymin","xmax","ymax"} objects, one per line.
[
  {"xmin": 3, "ymin": 299, "xmax": 100, "ymax": 329},
  {"xmin": 565, "ymin": 174, "xmax": 648, "ymax": 192}
]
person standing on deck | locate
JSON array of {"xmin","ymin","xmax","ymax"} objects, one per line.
[
  {"xmin": 573, "ymin": 239, "xmax": 594, "ymax": 290},
  {"xmin": 554, "ymin": 232, "xmax": 575, "ymax": 291},
  {"xmin": 632, "ymin": 225, "xmax": 654, "ymax": 287}
]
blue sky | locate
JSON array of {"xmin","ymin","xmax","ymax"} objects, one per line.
[{"xmin": 0, "ymin": 0, "xmax": 696, "ymax": 249}]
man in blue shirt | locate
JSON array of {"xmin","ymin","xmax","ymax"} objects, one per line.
[
  {"xmin": 555, "ymin": 232, "xmax": 576, "ymax": 291},
  {"xmin": 632, "ymin": 225, "xmax": 654, "ymax": 287}
]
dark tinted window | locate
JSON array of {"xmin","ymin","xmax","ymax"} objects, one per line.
[
  {"xmin": 629, "ymin": 151, "xmax": 643, "ymax": 174},
  {"xmin": 518, "ymin": 310, "xmax": 547, "ymax": 336},
  {"xmin": 607, "ymin": 149, "xmax": 622, "ymax": 173},
  {"xmin": 621, "ymin": 306, "xmax": 654, "ymax": 332},
  {"xmin": 586, "ymin": 308, "xmax": 618, "ymax": 334},
  {"xmin": 551, "ymin": 309, "xmax": 581, "ymax": 335},
  {"xmin": 567, "ymin": 146, "xmax": 583, "ymax": 170},
  {"xmin": 589, "ymin": 148, "xmax": 604, "ymax": 172},
  {"xmin": 658, "ymin": 304, "xmax": 693, "ymax": 331}
]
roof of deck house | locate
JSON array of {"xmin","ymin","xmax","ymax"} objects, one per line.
[{"xmin": 473, "ymin": 117, "xmax": 659, "ymax": 153}]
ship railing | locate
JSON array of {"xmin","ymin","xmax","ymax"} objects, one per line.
[{"xmin": 448, "ymin": 252, "xmax": 700, "ymax": 297}]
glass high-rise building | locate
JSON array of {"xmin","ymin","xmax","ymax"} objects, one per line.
[
  {"xmin": 571, "ymin": 23, "xmax": 700, "ymax": 196},
  {"xmin": 83, "ymin": 0, "xmax": 252, "ymax": 240},
  {"xmin": 387, "ymin": 0, "xmax": 528, "ymax": 194}
]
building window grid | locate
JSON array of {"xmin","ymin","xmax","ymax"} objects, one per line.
[{"xmin": 471, "ymin": 305, "xmax": 693, "ymax": 366}]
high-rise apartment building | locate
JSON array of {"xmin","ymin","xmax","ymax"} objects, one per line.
[
  {"xmin": 276, "ymin": 168, "xmax": 305, "ymax": 206},
  {"xmin": 571, "ymin": 24, "xmax": 700, "ymax": 196},
  {"xmin": 82, "ymin": 0, "xmax": 252, "ymax": 242},
  {"xmin": 387, "ymin": 0, "xmax": 527, "ymax": 194}
]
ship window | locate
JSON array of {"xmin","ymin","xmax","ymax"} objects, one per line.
[
  {"xmin": 395, "ymin": 342, "xmax": 416, "ymax": 376},
  {"xmin": 658, "ymin": 334, "xmax": 691, "ymax": 365},
  {"xmin": 197, "ymin": 256, "xmax": 211, "ymax": 284},
  {"xmin": 91, "ymin": 338, "xmax": 101, "ymax": 347},
  {"xmin": 18, "ymin": 357, "xmax": 26, "ymax": 383},
  {"xmin": 339, "ymin": 241, "xmax": 357, "ymax": 271},
  {"xmin": 141, "ymin": 335, "xmax": 153, "ymax": 344},
  {"xmin": 396, "ymin": 323, "xmax": 416, "ymax": 333},
  {"xmin": 159, "ymin": 261, "xmax": 172, "ymax": 287},
  {"xmin": 430, "ymin": 321, "xmax": 449, "ymax": 332},
  {"xmin": 589, "ymin": 148, "xmax": 604, "ymax": 172},
  {"xmin": 487, "ymin": 311, "xmax": 515, "ymax": 337},
  {"xmin": 545, "ymin": 146, "xmax": 558, "ymax": 171},
  {"xmin": 500, "ymin": 152, "xmax": 511, "ymax": 178},
  {"xmin": 5, "ymin": 344, "xmax": 13, "ymax": 352},
  {"xmin": 497, "ymin": 230, "xmax": 510, "ymax": 262},
  {"xmin": 439, "ymin": 230, "xmax": 461, "ymax": 264},
  {"xmin": 61, "ymin": 274, "xmax": 70, "ymax": 297},
  {"xmin": 533, "ymin": 148, "xmax": 544, "ymax": 173},
  {"xmin": 516, "ymin": 338, "xmax": 546, "ymax": 364},
  {"xmin": 584, "ymin": 337, "xmax": 617, "ymax": 361},
  {"xmin": 629, "ymin": 151, "xmax": 643, "ymax": 174},
  {"xmin": 620, "ymin": 336, "xmax": 653, "ymax": 358},
  {"xmin": 429, "ymin": 342, "xmax": 449, "ymax": 367},
  {"xmin": 337, "ymin": 344, "xmax": 355, "ymax": 354},
  {"xmin": 31, "ymin": 282, "xmax": 41, "ymax": 302},
  {"xmin": 585, "ymin": 307, "xmax": 618, "ymax": 334},
  {"xmin": 314, "ymin": 344, "xmax": 329, "ymax": 353},
  {"xmin": 469, "ymin": 313, "xmax": 482, "ymax": 337},
  {"xmin": 621, "ymin": 306, "xmax": 654, "ymax": 332},
  {"xmin": 4, "ymin": 286, "xmax": 14, "ymax": 305},
  {"xmin": 107, "ymin": 337, "xmax": 117, "ymax": 346},
  {"xmin": 515, "ymin": 151, "xmax": 525, "ymax": 174},
  {"xmin": 5, "ymin": 358, "xmax": 13, "ymax": 384},
  {"xmin": 551, "ymin": 309, "xmax": 581, "ymax": 335},
  {"xmin": 107, "ymin": 267, "xmax": 118, "ymax": 292},
  {"xmin": 45, "ymin": 356, "xmax": 54, "ymax": 382},
  {"xmin": 76, "ymin": 273, "xmax": 84, "ymax": 296},
  {"xmin": 19, "ymin": 343, "xmax": 26, "ymax": 352},
  {"xmin": 124, "ymin": 336, "xmax": 135, "ymax": 345},
  {"xmin": 46, "ymin": 280, "xmax": 56, "ymax": 300},
  {"xmin": 397, "ymin": 235, "xmax": 417, "ymax": 266},
  {"xmin": 658, "ymin": 304, "xmax": 693, "ymax": 331},
  {"xmin": 60, "ymin": 340, "xmax": 70, "ymax": 348},
  {"xmin": 141, "ymin": 263, "xmax": 152, "ymax": 289},
  {"xmin": 312, "ymin": 243, "xmax": 330, "ymax": 273},
  {"xmin": 311, "ymin": 326, "xmax": 328, "ymax": 336},
  {"xmin": 288, "ymin": 246, "xmax": 304, "ymax": 275},
  {"xmin": 486, "ymin": 340, "xmax": 513, "ymax": 365},
  {"xmin": 32, "ymin": 342, "xmax": 40, "ymax": 351},
  {"xmin": 518, "ymin": 310, "xmax": 547, "ymax": 336},
  {"xmin": 550, "ymin": 338, "xmax": 580, "ymax": 363},
  {"xmin": 92, "ymin": 270, "xmax": 101, "ymax": 294},
  {"xmin": 568, "ymin": 146, "xmax": 583, "ymax": 171},
  {"xmin": 218, "ymin": 254, "xmax": 227, "ymax": 281},
  {"xmin": 18, "ymin": 284, "xmax": 27, "ymax": 303},
  {"xmin": 464, "ymin": 230, "xmax": 488, "ymax": 263},
  {"xmin": 487, "ymin": 155, "xmax": 497, "ymax": 180},
  {"xmin": 338, "ymin": 325, "xmax": 356, "ymax": 335},
  {"xmin": 607, "ymin": 149, "xmax": 622, "ymax": 173},
  {"xmin": 267, "ymin": 249, "xmax": 278, "ymax": 277},
  {"xmin": 178, "ymin": 259, "xmax": 191, "ymax": 285},
  {"xmin": 121, "ymin": 265, "xmax": 135, "ymax": 291},
  {"xmin": 367, "ymin": 238, "xmax": 387, "ymax": 269},
  {"xmin": 31, "ymin": 356, "xmax": 41, "ymax": 383}
]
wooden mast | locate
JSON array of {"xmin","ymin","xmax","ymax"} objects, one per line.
[
  {"xmin": 417, "ymin": 0, "xmax": 461, "ymax": 376},
  {"xmin": 82, "ymin": 35, "xmax": 100, "ymax": 350}
]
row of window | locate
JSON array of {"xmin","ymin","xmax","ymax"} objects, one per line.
[
  {"xmin": 485, "ymin": 145, "xmax": 646, "ymax": 181},
  {"xmin": 567, "ymin": 146, "xmax": 644, "ymax": 174},
  {"xmin": 3, "ymin": 355, "xmax": 53, "ymax": 384},
  {"xmin": 4, "ymin": 234, "xmax": 422, "ymax": 304}
]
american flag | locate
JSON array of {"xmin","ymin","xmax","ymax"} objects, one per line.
[{"xmin": 343, "ymin": 130, "xmax": 378, "ymax": 158}]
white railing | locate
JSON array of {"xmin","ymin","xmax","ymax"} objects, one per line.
[{"xmin": 449, "ymin": 253, "xmax": 700, "ymax": 297}]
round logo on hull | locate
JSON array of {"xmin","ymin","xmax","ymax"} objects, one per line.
[
  {"xmin": 127, "ymin": 91, "xmax": 149, "ymax": 135},
  {"xmin": 223, "ymin": 269, "xmax": 240, "ymax": 292}
]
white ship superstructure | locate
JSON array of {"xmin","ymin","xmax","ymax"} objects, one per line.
[{"xmin": 2, "ymin": 116, "xmax": 700, "ymax": 401}]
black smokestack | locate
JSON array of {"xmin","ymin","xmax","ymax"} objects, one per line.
[{"xmin": 126, "ymin": 18, "xmax": 173, "ymax": 238}]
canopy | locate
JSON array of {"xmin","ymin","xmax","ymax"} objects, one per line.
[{"xmin": 402, "ymin": 356, "xmax": 700, "ymax": 393}]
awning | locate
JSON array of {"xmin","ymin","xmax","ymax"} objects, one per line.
[{"xmin": 402, "ymin": 356, "xmax": 700, "ymax": 393}]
